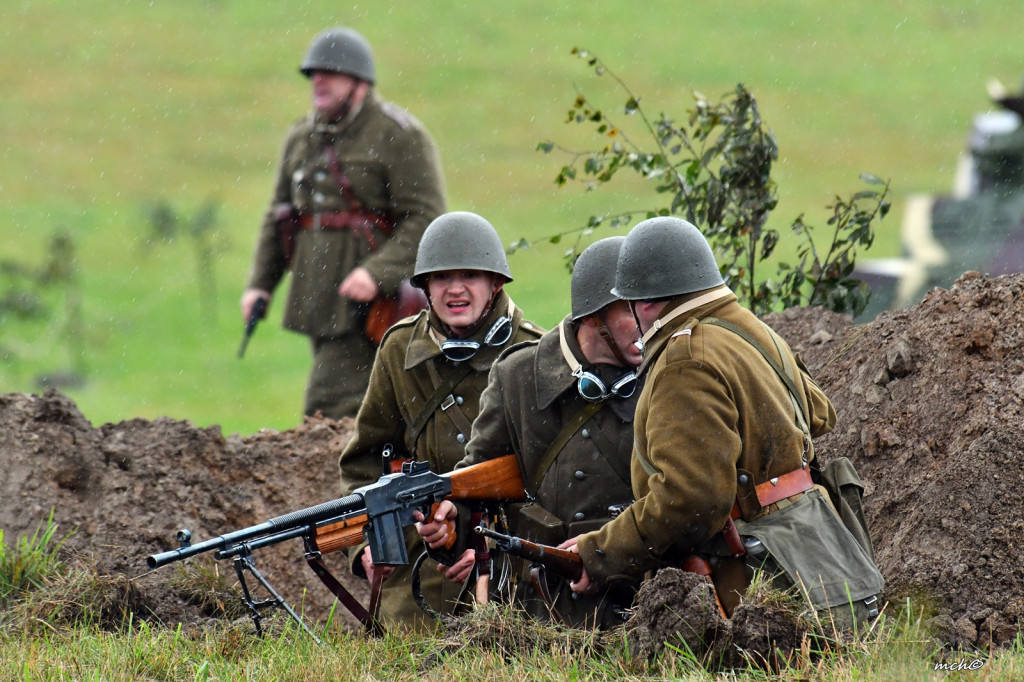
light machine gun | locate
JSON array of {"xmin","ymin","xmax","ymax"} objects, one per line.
[{"xmin": 146, "ymin": 455, "xmax": 525, "ymax": 640}]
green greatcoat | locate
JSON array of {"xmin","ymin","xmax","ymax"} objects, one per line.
[
  {"xmin": 247, "ymin": 91, "xmax": 446, "ymax": 336},
  {"xmin": 456, "ymin": 316, "xmax": 638, "ymax": 629},
  {"xmin": 577, "ymin": 288, "xmax": 842, "ymax": 599},
  {"xmin": 245, "ymin": 91, "xmax": 446, "ymax": 418},
  {"xmin": 338, "ymin": 290, "xmax": 543, "ymax": 631}
]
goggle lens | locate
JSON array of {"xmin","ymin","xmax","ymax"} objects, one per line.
[{"xmin": 575, "ymin": 369, "xmax": 638, "ymax": 402}]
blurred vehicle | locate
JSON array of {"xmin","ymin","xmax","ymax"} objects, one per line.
[{"xmin": 855, "ymin": 77, "xmax": 1024, "ymax": 321}]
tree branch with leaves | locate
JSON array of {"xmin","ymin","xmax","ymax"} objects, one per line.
[{"xmin": 527, "ymin": 48, "xmax": 890, "ymax": 316}]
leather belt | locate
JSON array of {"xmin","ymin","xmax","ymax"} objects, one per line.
[
  {"xmin": 731, "ymin": 465, "xmax": 814, "ymax": 520},
  {"xmin": 297, "ymin": 211, "xmax": 391, "ymax": 251}
]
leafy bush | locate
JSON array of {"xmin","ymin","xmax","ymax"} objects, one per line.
[{"xmin": 532, "ymin": 49, "xmax": 891, "ymax": 316}]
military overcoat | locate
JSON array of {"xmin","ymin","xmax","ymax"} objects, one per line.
[
  {"xmin": 247, "ymin": 91, "xmax": 446, "ymax": 339},
  {"xmin": 338, "ymin": 290, "xmax": 542, "ymax": 630},
  {"xmin": 458, "ymin": 316, "xmax": 638, "ymax": 628},
  {"xmin": 577, "ymin": 288, "xmax": 837, "ymax": 584}
]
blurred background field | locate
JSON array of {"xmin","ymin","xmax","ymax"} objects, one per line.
[{"xmin": 2, "ymin": 0, "xmax": 1020, "ymax": 435}]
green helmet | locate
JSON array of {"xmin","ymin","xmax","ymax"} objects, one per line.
[
  {"xmin": 412, "ymin": 212, "xmax": 513, "ymax": 288},
  {"xmin": 300, "ymin": 27, "xmax": 376, "ymax": 84},
  {"xmin": 571, "ymin": 236, "xmax": 625, "ymax": 320},
  {"xmin": 612, "ymin": 217, "xmax": 723, "ymax": 300}
]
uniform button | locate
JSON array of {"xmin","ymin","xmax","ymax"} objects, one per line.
[
  {"xmin": 455, "ymin": 395, "xmax": 464, "ymax": 405},
  {"xmin": 315, "ymin": 171, "xmax": 326, "ymax": 182},
  {"xmin": 313, "ymin": 192, "xmax": 325, "ymax": 204},
  {"xmin": 574, "ymin": 470, "xmax": 586, "ymax": 481},
  {"xmin": 738, "ymin": 474, "xmax": 750, "ymax": 486},
  {"xmin": 573, "ymin": 512, "xmax": 585, "ymax": 521},
  {"xmin": 580, "ymin": 429, "xmax": 590, "ymax": 439},
  {"xmin": 456, "ymin": 433, "xmax": 466, "ymax": 444}
]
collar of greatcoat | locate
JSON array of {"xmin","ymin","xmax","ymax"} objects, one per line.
[
  {"xmin": 532, "ymin": 316, "xmax": 638, "ymax": 422},
  {"xmin": 637, "ymin": 285, "xmax": 736, "ymax": 375},
  {"xmin": 532, "ymin": 316, "xmax": 579, "ymax": 410}
]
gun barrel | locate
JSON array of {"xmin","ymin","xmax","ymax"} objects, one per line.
[{"xmin": 146, "ymin": 491, "xmax": 365, "ymax": 569}]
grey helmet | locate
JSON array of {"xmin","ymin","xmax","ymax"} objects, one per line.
[
  {"xmin": 412, "ymin": 212, "xmax": 513, "ymax": 288},
  {"xmin": 571, "ymin": 236, "xmax": 625, "ymax": 320},
  {"xmin": 300, "ymin": 27, "xmax": 376, "ymax": 84},
  {"xmin": 612, "ymin": 217, "xmax": 724, "ymax": 300}
]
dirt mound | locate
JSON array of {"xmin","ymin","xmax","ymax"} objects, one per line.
[
  {"xmin": 0, "ymin": 392, "xmax": 365, "ymax": 631},
  {"xmin": 808, "ymin": 271, "xmax": 1024, "ymax": 649},
  {"xmin": 2, "ymin": 270, "xmax": 1023, "ymax": 651}
]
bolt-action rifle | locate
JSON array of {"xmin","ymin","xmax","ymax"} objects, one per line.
[
  {"xmin": 474, "ymin": 525, "xmax": 586, "ymax": 624},
  {"xmin": 237, "ymin": 296, "xmax": 268, "ymax": 359},
  {"xmin": 474, "ymin": 525, "xmax": 583, "ymax": 582},
  {"xmin": 146, "ymin": 455, "xmax": 526, "ymax": 640}
]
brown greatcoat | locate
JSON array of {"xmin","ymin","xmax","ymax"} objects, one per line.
[
  {"xmin": 456, "ymin": 316, "xmax": 638, "ymax": 628},
  {"xmin": 246, "ymin": 91, "xmax": 446, "ymax": 338},
  {"xmin": 577, "ymin": 288, "xmax": 837, "ymax": 588},
  {"xmin": 338, "ymin": 290, "xmax": 543, "ymax": 631}
]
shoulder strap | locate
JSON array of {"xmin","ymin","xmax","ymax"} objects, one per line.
[
  {"xmin": 406, "ymin": 362, "xmax": 475, "ymax": 449},
  {"xmin": 527, "ymin": 401, "xmax": 604, "ymax": 495},
  {"xmin": 700, "ymin": 317, "xmax": 812, "ymax": 447}
]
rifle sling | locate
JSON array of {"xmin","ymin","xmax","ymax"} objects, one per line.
[{"xmin": 529, "ymin": 564, "xmax": 566, "ymax": 625}]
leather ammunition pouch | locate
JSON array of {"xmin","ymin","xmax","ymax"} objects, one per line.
[
  {"xmin": 516, "ymin": 503, "xmax": 564, "ymax": 547},
  {"xmin": 362, "ymin": 280, "xmax": 428, "ymax": 347}
]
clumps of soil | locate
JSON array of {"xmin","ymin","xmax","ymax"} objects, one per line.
[
  {"xmin": 2, "ymin": 270, "xmax": 1024, "ymax": 659},
  {"xmin": 624, "ymin": 568, "xmax": 812, "ymax": 671}
]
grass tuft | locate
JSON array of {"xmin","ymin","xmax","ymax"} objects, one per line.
[{"xmin": 0, "ymin": 510, "xmax": 69, "ymax": 603}]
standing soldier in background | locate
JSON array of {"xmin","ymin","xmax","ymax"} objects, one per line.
[
  {"xmin": 240, "ymin": 27, "xmax": 446, "ymax": 419},
  {"xmin": 339, "ymin": 211, "xmax": 543, "ymax": 631},
  {"xmin": 418, "ymin": 237, "xmax": 642, "ymax": 629}
]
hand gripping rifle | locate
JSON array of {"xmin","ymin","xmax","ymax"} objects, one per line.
[
  {"xmin": 146, "ymin": 456, "xmax": 525, "ymax": 639},
  {"xmin": 474, "ymin": 525, "xmax": 586, "ymax": 623}
]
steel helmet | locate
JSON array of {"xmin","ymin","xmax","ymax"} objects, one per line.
[
  {"xmin": 611, "ymin": 217, "xmax": 724, "ymax": 300},
  {"xmin": 571, "ymin": 237, "xmax": 625, "ymax": 320},
  {"xmin": 300, "ymin": 27, "xmax": 376, "ymax": 84},
  {"xmin": 412, "ymin": 212, "xmax": 513, "ymax": 288}
]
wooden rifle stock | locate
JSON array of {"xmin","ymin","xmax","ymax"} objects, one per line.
[
  {"xmin": 475, "ymin": 526, "xmax": 583, "ymax": 582},
  {"xmin": 447, "ymin": 454, "xmax": 526, "ymax": 502},
  {"xmin": 313, "ymin": 455, "xmax": 526, "ymax": 555}
]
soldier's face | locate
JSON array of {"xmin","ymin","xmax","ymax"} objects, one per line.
[
  {"xmin": 599, "ymin": 300, "xmax": 643, "ymax": 366},
  {"xmin": 309, "ymin": 70, "xmax": 360, "ymax": 119},
  {"xmin": 427, "ymin": 270, "xmax": 502, "ymax": 336}
]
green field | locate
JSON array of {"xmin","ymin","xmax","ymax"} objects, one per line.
[{"xmin": 2, "ymin": 0, "xmax": 1020, "ymax": 435}]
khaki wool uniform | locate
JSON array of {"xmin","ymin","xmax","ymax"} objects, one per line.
[
  {"xmin": 456, "ymin": 316, "xmax": 638, "ymax": 629},
  {"xmin": 578, "ymin": 288, "xmax": 845, "ymax": 607},
  {"xmin": 246, "ymin": 91, "xmax": 446, "ymax": 419},
  {"xmin": 338, "ymin": 290, "xmax": 542, "ymax": 631}
]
